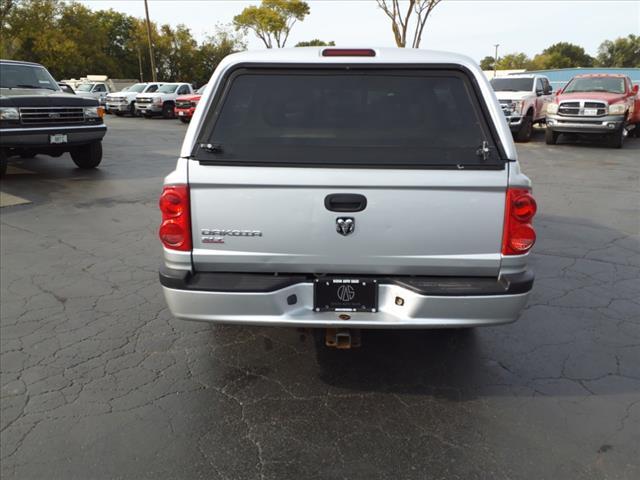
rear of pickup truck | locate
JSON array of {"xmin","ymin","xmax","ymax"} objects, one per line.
[{"xmin": 159, "ymin": 48, "xmax": 536, "ymax": 329}]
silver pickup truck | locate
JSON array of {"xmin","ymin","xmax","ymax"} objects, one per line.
[{"xmin": 158, "ymin": 48, "xmax": 537, "ymax": 334}]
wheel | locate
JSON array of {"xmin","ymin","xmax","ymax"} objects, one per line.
[
  {"xmin": 162, "ymin": 102, "xmax": 175, "ymax": 119},
  {"xmin": 607, "ymin": 126, "xmax": 626, "ymax": 149},
  {"xmin": 20, "ymin": 151, "xmax": 35, "ymax": 159},
  {"xmin": 70, "ymin": 142, "xmax": 102, "ymax": 169},
  {"xmin": 545, "ymin": 128, "xmax": 559, "ymax": 145},
  {"xmin": 179, "ymin": 117, "xmax": 190, "ymax": 124},
  {"xmin": 114, "ymin": 111, "xmax": 123, "ymax": 117},
  {"xmin": 0, "ymin": 150, "xmax": 7, "ymax": 176},
  {"xmin": 515, "ymin": 113, "xmax": 533, "ymax": 142},
  {"xmin": 143, "ymin": 113, "xmax": 152, "ymax": 118},
  {"xmin": 129, "ymin": 102, "xmax": 136, "ymax": 116}
]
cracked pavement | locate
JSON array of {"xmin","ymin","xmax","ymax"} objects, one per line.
[{"xmin": 1, "ymin": 118, "xmax": 639, "ymax": 479}]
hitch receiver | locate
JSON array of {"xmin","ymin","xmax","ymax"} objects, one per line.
[{"xmin": 325, "ymin": 328, "xmax": 361, "ymax": 349}]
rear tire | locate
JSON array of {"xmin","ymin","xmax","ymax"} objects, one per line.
[
  {"xmin": 179, "ymin": 117, "xmax": 190, "ymax": 124},
  {"xmin": 545, "ymin": 128, "xmax": 559, "ymax": 145},
  {"xmin": 607, "ymin": 126, "xmax": 625, "ymax": 149},
  {"xmin": 70, "ymin": 142, "xmax": 102, "ymax": 169},
  {"xmin": 162, "ymin": 102, "xmax": 175, "ymax": 119},
  {"xmin": 515, "ymin": 113, "xmax": 533, "ymax": 142}
]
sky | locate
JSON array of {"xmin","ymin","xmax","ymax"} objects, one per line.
[{"xmin": 79, "ymin": 0, "xmax": 640, "ymax": 62}]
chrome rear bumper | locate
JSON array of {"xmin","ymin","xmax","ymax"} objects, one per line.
[{"xmin": 161, "ymin": 269, "xmax": 533, "ymax": 329}]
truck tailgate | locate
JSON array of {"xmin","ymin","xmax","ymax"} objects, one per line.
[{"xmin": 189, "ymin": 164, "xmax": 508, "ymax": 276}]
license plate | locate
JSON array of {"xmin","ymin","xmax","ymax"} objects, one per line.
[
  {"xmin": 314, "ymin": 278, "xmax": 378, "ymax": 312},
  {"xmin": 583, "ymin": 108, "xmax": 598, "ymax": 116},
  {"xmin": 178, "ymin": 111, "xmax": 184, "ymax": 116},
  {"xmin": 49, "ymin": 134, "xmax": 67, "ymax": 144}
]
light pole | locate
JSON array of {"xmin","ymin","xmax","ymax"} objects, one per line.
[
  {"xmin": 143, "ymin": 0, "xmax": 157, "ymax": 82},
  {"xmin": 493, "ymin": 43, "xmax": 500, "ymax": 78}
]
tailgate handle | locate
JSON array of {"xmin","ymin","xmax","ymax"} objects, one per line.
[{"xmin": 324, "ymin": 194, "xmax": 367, "ymax": 212}]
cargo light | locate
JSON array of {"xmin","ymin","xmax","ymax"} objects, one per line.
[
  {"xmin": 322, "ymin": 48, "xmax": 376, "ymax": 57},
  {"xmin": 159, "ymin": 184, "xmax": 191, "ymax": 251},
  {"xmin": 502, "ymin": 188, "xmax": 537, "ymax": 255}
]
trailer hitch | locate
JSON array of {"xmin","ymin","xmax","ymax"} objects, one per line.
[{"xmin": 325, "ymin": 328, "xmax": 361, "ymax": 349}]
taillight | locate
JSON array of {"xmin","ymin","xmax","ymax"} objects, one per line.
[
  {"xmin": 502, "ymin": 188, "xmax": 537, "ymax": 255},
  {"xmin": 159, "ymin": 184, "xmax": 191, "ymax": 251}
]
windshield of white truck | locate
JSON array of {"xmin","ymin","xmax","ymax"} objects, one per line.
[
  {"xmin": 158, "ymin": 84, "xmax": 179, "ymax": 93},
  {"xmin": 490, "ymin": 77, "xmax": 534, "ymax": 92},
  {"xmin": 76, "ymin": 84, "xmax": 94, "ymax": 92},
  {"xmin": 0, "ymin": 63, "xmax": 59, "ymax": 91},
  {"xmin": 197, "ymin": 69, "xmax": 502, "ymax": 168},
  {"xmin": 128, "ymin": 83, "xmax": 147, "ymax": 93},
  {"xmin": 563, "ymin": 77, "xmax": 625, "ymax": 94}
]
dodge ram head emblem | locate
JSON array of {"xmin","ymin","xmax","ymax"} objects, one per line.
[{"xmin": 336, "ymin": 217, "xmax": 355, "ymax": 236}]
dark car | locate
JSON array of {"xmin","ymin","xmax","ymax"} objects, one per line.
[
  {"xmin": 58, "ymin": 82, "xmax": 75, "ymax": 95},
  {"xmin": 0, "ymin": 59, "xmax": 107, "ymax": 175}
]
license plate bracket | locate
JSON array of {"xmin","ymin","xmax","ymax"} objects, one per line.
[
  {"xmin": 49, "ymin": 134, "xmax": 67, "ymax": 144},
  {"xmin": 313, "ymin": 278, "xmax": 378, "ymax": 312}
]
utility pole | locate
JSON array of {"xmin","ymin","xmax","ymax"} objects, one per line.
[
  {"xmin": 493, "ymin": 43, "xmax": 500, "ymax": 78},
  {"xmin": 143, "ymin": 0, "xmax": 157, "ymax": 82},
  {"xmin": 137, "ymin": 46, "xmax": 143, "ymax": 82}
]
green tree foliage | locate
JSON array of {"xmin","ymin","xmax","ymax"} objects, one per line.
[
  {"xmin": 479, "ymin": 56, "xmax": 495, "ymax": 70},
  {"xmin": 530, "ymin": 42, "xmax": 594, "ymax": 69},
  {"xmin": 1, "ymin": 0, "xmax": 245, "ymax": 84},
  {"xmin": 480, "ymin": 52, "xmax": 532, "ymax": 71},
  {"xmin": 496, "ymin": 53, "xmax": 532, "ymax": 69},
  {"xmin": 233, "ymin": 0, "xmax": 310, "ymax": 48},
  {"xmin": 194, "ymin": 28, "xmax": 246, "ymax": 86},
  {"xmin": 596, "ymin": 34, "xmax": 640, "ymax": 67},
  {"xmin": 295, "ymin": 39, "xmax": 335, "ymax": 47}
]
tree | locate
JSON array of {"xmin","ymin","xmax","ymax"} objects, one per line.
[
  {"xmin": 375, "ymin": 0, "xmax": 443, "ymax": 48},
  {"xmin": 295, "ymin": 39, "xmax": 335, "ymax": 47},
  {"xmin": 233, "ymin": 0, "xmax": 310, "ymax": 48},
  {"xmin": 597, "ymin": 34, "xmax": 640, "ymax": 68},
  {"xmin": 496, "ymin": 52, "xmax": 532, "ymax": 69},
  {"xmin": 530, "ymin": 42, "xmax": 594, "ymax": 69},
  {"xmin": 194, "ymin": 27, "xmax": 246, "ymax": 86},
  {"xmin": 479, "ymin": 56, "xmax": 495, "ymax": 70}
]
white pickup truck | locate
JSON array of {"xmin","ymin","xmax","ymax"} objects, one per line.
[
  {"xmin": 490, "ymin": 74, "xmax": 553, "ymax": 142},
  {"xmin": 135, "ymin": 83, "xmax": 193, "ymax": 118},
  {"xmin": 74, "ymin": 81, "xmax": 112, "ymax": 105},
  {"xmin": 105, "ymin": 82, "xmax": 163, "ymax": 116}
]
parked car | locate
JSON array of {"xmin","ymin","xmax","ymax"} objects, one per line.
[
  {"xmin": 58, "ymin": 82, "xmax": 75, "ymax": 94},
  {"xmin": 174, "ymin": 84, "xmax": 207, "ymax": 123},
  {"xmin": 490, "ymin": 74, "xmax": 553, "ymax": 142},
  {"xmin": 74, "ymin": 81, "xmax": 111, "ymax": 105},
  {"xmin": 545, "ymin": 73, "xmax": 640, "ymax": 148},
  {"xmin": 0, "ymin": 59, "xmax": 106, "ymax": 175},
  {"xmin": 106, "ymin": 82, "xmax": 163, "ymax": 116},
  {"xmin": 159, "ymin": 48, "xmax": 536, "ymax": 340},
  {"xmin": 135, "ymin": 83, "xmax": 193, "ymax": 118}
]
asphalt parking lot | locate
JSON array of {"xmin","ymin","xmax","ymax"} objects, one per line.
[{"xmin": 1, "ymin": 116, "xmax": 639, "ymax": 479}]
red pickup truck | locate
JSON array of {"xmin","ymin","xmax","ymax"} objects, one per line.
[
  {"xmin": 174, "ymin": 84, "xmax": 207, "ymax": 123},
  {"xmin": 545, "ymin": 73, "xmax": 640, "ymax": 148}
]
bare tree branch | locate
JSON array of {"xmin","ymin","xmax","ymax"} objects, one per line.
[{"xmin": 376, "ymin": 0, "xmax": 443, "ymax": 48}]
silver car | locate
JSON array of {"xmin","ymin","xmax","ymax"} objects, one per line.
[{"xmin": 158, "ymin": 48, "xmax": 537, "ymax": 329}]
